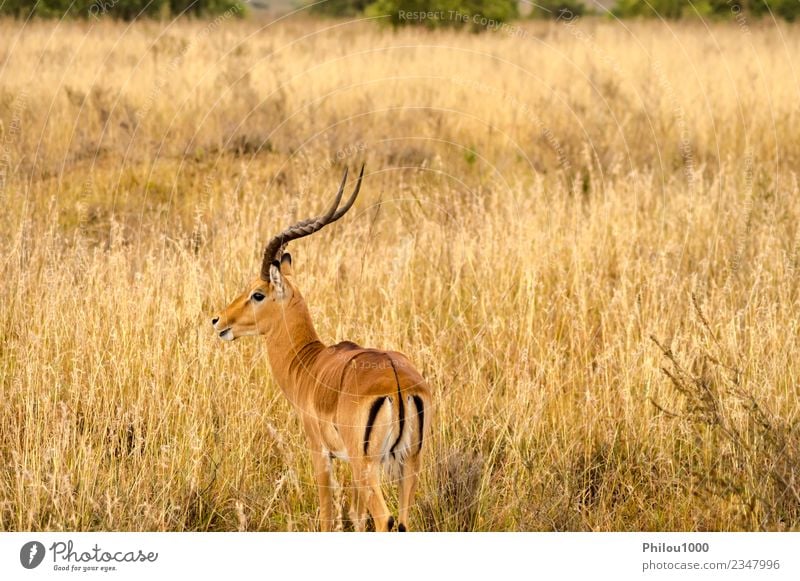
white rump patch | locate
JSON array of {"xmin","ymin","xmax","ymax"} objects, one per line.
[
  {"xmin": 380, "ymin": 395, "xmax": 418, "ymax": 479},
  {"xmin": 378, "ymin": 398, "xmax": 395, "ymax": 461}
]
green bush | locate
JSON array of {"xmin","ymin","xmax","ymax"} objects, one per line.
[
  {"xmin": 612, "ymin": 0, "xmax": 685, "ymax": 18},
  {"xmin": 529, "ymin": 0, "xmax": 588, "ymax": 20},
  {"xmin": 751, "ymin": 0, "xmax": 800, "ymax": 21},
  {"xmin": 0, "ymin": 0, "xmax": 244, "ymax": 20},
  {"xmin": 612, "ymin": 0, "xmax": 800, "ymax": 20},
  {"xmin": 309, "ymin": 0, "xmax": 372, "ymax": 17}
]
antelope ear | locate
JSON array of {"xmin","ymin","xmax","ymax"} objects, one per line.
[
  {"xmin": 280, "ymin": 252, "xmax": 293, "ymax": 276},
  {"xmin": 269, "ymin": 261, "xmax": 287, "ymax": 300}
]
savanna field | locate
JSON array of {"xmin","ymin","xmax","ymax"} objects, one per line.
[{"xmin": 1, "ymin": 14, "xmax": 800, "ymax": 531}]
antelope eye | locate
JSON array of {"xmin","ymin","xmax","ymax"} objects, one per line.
[{"xmin": 251, "ymin": 292, "xmax": 266, "ymax": 302}]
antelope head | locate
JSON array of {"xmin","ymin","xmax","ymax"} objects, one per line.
[{"xmin": 211, "ymin": 165, "xmax": 364, "ymax": 342}]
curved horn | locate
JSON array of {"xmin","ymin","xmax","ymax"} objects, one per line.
[
  {"xmin": 328, "ymin": 163, "xmax": 364, "ymax": 224},
  {"xmin": 260, "ymin": 164, "xmax": 365, "ymax": 280}
]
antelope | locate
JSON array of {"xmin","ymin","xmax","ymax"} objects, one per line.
[{"xmin": 211, "ymin": 166, "xmax": 431, "ymax": 532}]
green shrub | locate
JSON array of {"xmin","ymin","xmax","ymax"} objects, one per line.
[
  {"xmin": 751, "ymin": 0, "xmax": 800, "ymax": 21},
  {"xmin": 612, "ymin": 0, "xmax": 685, "ymax": 18},
  {"xmin": 529, "ymin": 0, "xmax": 588, "ymax": 20},
  {"xmin": 0, "ymin": 0, "xmax": 244, "ymax": 20},
  {"xmin": 308, "ymin": 0, "xmax": 372, "ymax": 17},
  {"xmin": 612, "ymin": 0, "xmax": 800, "ymax": 20}
]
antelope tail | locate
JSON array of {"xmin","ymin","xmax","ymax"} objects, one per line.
[{"xmin": 362, "ymin": 356, "xmax": 425, "ymax": 468}]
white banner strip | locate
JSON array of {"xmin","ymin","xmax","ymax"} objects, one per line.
[{"xmin": 1, "ymin": 532, "xmax": 797, "ymax": 580}]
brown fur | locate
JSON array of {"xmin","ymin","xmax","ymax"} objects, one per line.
[{"xmin": 213, "ymin": 262, "xmax": 431, "ymax": 532}]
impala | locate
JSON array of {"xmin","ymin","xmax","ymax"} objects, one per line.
[{"xmin": 211, "ymin": 166, "xmax": 431, "ymax": 532}]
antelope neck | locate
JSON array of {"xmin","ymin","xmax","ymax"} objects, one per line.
[{"xmin": 262, "ymin": 297, "xmax": 326, "ymax": 405}]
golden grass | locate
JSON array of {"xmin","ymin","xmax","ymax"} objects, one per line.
[{"xmin": 1, "ymin": 15, "xmax": 800, "ymax": 531}]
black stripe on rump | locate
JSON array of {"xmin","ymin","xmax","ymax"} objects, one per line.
[
  {"xmin": 389, "ymin": 358, "xmax": 405, "ymax": 457},
  {"xmin": 363, "ymin": 396, "xmax": 388, "ymax": 455},
  {"xmin": 412, "ymin": 395, "xmax": 425, "ymax": 453}
]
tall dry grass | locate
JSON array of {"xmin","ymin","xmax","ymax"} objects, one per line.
[{"xmin": 1, "ymin": 15, "xmax": 799, "ymax": 531}]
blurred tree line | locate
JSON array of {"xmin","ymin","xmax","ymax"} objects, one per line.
[
  {"xmin": 315, "ymin": 0, "xmax": 800, "ymax": 23},
  {"xmin": 0, "ymin": 0, "xmax": 243, "ymax": 19},
  {"xmin": 1, "ymin": 0, "xmax": 796, "ymax": 22},
  {"xmin": 610, "ymin": 0, "xmax": 799, "ymax": 20}
]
